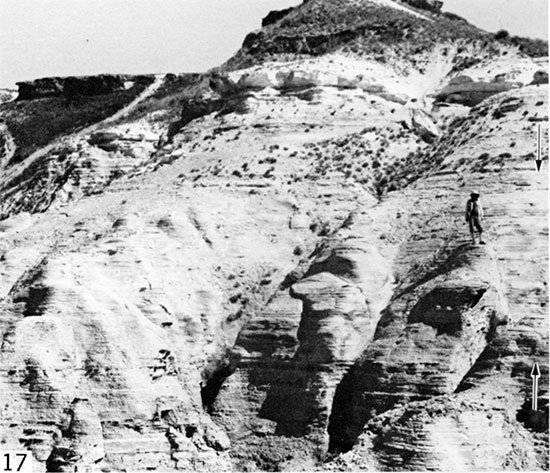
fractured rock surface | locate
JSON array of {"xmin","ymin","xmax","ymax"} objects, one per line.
[{"xmin": 328, "ymin": 243, "xmax": 508, "ymax": 451}]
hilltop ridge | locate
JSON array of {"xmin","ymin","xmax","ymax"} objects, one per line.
[{"xmin": 224, "ymin": 0, "xmax": 546, "ymax": 70}]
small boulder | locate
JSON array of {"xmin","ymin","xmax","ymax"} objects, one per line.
[
  {"xmin": 337, "ymin": 75, "xmax": 362, "ymax": 89},
  {"xmin": 448, "ymin": 75, "xmax": 474, "ymax": 86},
  {"xmin": 402, "ymin": 0, "xmax": 443, "ymax": 12},
  {"xmin": 531, "ymin": 70, "xmax": 549, "ymax": 85},
  {"xmin": 411, "ymin": 109, "xmax": 440, "ymax": 142},
  {"xmin": 435, "ymin": 80, "xmax": 520, "ymax": 107},
  {"xmin": 378, "ymin": 92, "xmax": 409, "ymax": 105},
  {"xmin": 203, "ymin": 423, "xmax": 231, "ymax": 451},
  {"xmin": 237, "ymin": 72, "xmax": 273, "ymax": 90},
  {"xmin": 290, "ymin": 214, "xmax": 311, "ymax": 229},
  {"xmin": 88, "ymin": 131, "xmax": 121, "ymax": 146},
  {"xmin": 277, "ymin": 70, "xmax": 320, "ymax": 89},
  {"xmin": 209, "ymin": 74, "xmax": 241, "ymax": 96},
  {"xmin": 357, "ymin": 82, "xmax": 386, "ymax": 94}
]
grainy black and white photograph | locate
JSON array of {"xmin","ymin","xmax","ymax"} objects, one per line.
[{"xmin": 0, "ymin": 0, "xmax": 548, "ymax": 471}]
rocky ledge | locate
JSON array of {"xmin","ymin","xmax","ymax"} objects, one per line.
[{"xmin": 16, "ymin": 75, "xmax": 153, "ymax": 101}]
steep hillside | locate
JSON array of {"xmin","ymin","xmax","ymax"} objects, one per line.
[
  {"xmin": 0, "ymin": 0, "xmax": 548, "ymax": 471},
  {"xmin": 223, "ymin": 0, "xmax": 546, "ymax": 71}
]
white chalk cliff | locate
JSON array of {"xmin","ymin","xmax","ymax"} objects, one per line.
[{"xmin": 0, "ymin": 0, "xmax": 548, "ymax": 471}]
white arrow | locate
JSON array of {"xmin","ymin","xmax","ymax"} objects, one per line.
[
  {"xmin": 531, "ymin": 362, "xmax": 541, "ymax": 411},
  {"xmin": 535, "ymin": 124, "xmax": 543, "ymax": 171}
]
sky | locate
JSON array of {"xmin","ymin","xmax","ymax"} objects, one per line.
[
  {"xmin": 0, "ymin": 0, "xmax": 547, "ymax": 89},
  {"xmin": 443, "ymin": 0, "xmax": 548, "ymax": 40}
]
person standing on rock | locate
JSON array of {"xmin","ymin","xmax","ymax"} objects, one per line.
[{"xmin": 465, "ymin": 191, "xmax": 485, "ymax": 245}]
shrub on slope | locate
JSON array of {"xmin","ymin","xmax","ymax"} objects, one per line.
[{"xmin": 493, "ymin": 30, "xmax": 548, "ymax": 57}]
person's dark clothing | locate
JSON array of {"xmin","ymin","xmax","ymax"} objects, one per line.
[{"xmin": 466, "ymin": 197, "xmax": 484, "ymax": 236}]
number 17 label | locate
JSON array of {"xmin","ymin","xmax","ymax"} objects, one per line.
[{"xmin": 1, "ymin": 452, "xmax": 32, "ymax": 473}]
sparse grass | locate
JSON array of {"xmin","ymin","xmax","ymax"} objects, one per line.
[
  {"xmin": 293, "ymin": 124, "xmax": 434, "ymax": 197},
  {"xmin": 470, "ymin": 151, "xmax": 511, "ymax": 173}
]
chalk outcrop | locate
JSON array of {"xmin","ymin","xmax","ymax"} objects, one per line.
[
  {"xmin": 0, "ymin": 122, "xmax": 161, "ymax": 220},
  {"xmin": 328, "ymin": 243, "xmax": 508, "ymax": 451},
  {"xmin": 0, "ymin": 0, "xmax": 548, "ymax": 471}
]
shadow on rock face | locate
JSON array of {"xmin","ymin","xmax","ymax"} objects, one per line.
[
  {"xmin": 256, "ymin": 240, "xmax": 392, "ymax": 439},
  {"xmin": 516, "ymin": 397, "xmax": 549, "ymax": 433},
  {"xmin": 327, "ymin": 241, "xmax": 508, "ymax": 453},
  {"xmin": 408, "ymin": 285, "xmax": 487, "ymax": 335},
  {"xmin": 46, "ymin": 446, "xmax": 81, "ymax": 473}
]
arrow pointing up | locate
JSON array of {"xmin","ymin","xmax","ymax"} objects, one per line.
[
  {"xmin": 535, "ymin": 124, "xmax": 543, "ymax": 171},
  {"xmin": 531, "ymin": 362, "xmax": 541, "ymax": 411}
]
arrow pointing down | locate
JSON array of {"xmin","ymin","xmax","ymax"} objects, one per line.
[{"xmin": 535, "ymin": 124, "xmax": 543, "ymax": 171}]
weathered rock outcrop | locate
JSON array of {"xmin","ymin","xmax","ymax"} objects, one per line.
[
  {"xmin": 0, "ymin": 191, "xmax": 318, "ymax": 471},
  {"xmin": 211, "ymin": 237, "xmax": 394, "ymax": 468},
  {"xmin": 16, "ymin": 75, "xmax": 124, "ymax": 100},
  {"xmin": 236, "ymin": 72, "xmax": 273, "ymax": 90},
  {"xmin": 0, "ymin": 122, "xmax": 15, "ymax": 168},
  {"xmin": 531, "ymin": 70, "xmax": 549, "ymax": 85},
  {"xmin": 410, "ymin": 109, "xmax": 440, "ymax": 141},
  {"xmin": 0, "ymin": 1, "xmax": 548, "ymax": 471},
  {"xmin": 328, "ymin": 243, "xmax": 508, "ymax": 451},
  {"xmin": 261, "ymin": 7, "xmax": 296, "ymax": 27},
  {"xmin": 435, "ymin": 77, "xmax": 520, "ymax": 106},
  {"xmin": 16, "ymin": 75, "xmax": 153, "ymax": 101},
  {"xmin": 276, "ymin": 70, "xmax": 321, "ymax": 89},
  {"xmin": 46, "ymin": 398, "xmax": 104, "ymax": 472},
  {"xmin": 0, "ymin": 123, "xmax": 161, "ymax": 220},
  {"xmin": 354, "ymin": 393, "xmax": 540, "ymax": 470},
  {"xmin": 402, "ymin": 0, "xmax": 443, "ymax": 12},
  {"xmin": 0, "ymin": 89, "xmax": 17, "ymax": 104},
  {"xmin": 180, "ymin": 95, "xmax": 251, "ymax": 128},
  {"xmin": 178, "ymin": 67, "xmax": 402, "ymax": 131}
]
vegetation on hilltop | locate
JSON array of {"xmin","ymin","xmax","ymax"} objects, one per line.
[
  {"xmin": 493, "ymin": 29, "xmax": 548, "ymax": 57},
  {"xmin": 224, "ymin": 0, "xmax": 547, "ymax": 70}
]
